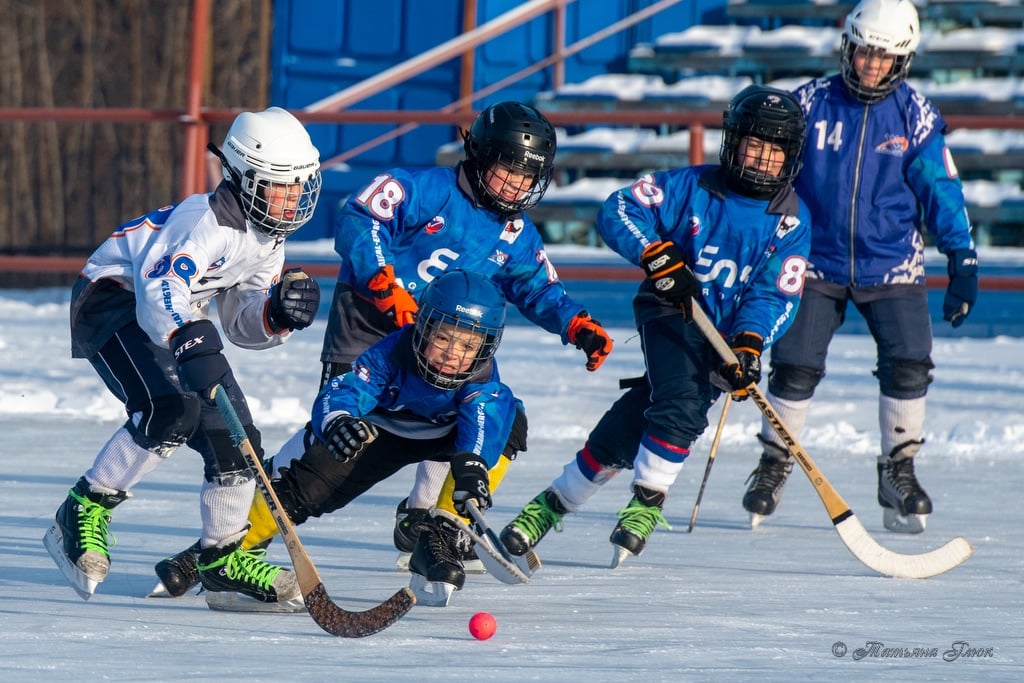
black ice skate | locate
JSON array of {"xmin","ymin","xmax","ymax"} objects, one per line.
[
  {"xmin": 408, "ymin": 513, "xmax": 469, "ymax": 606},
  {"xmin": 43, "ymin": 477, "xmax": 128, "ymax": 600},
  {"xmin": 742, "ymin": 444, "xmax": 795, "ymax": 529},
  {"xmin": 149, "ymin": 540, "xmax": 201, "ymax": 598},
  {"xmin": 500, "ymin": 488, "xmax": 567, "ymax": 556},
  {"xmin": 609, "ymin": 485, "xmax": 669, "ymax": 568},
  {"xmin": 878, "ymin": 456, "xmax": 932, "ymax": 534},
  {"xmin": 198, "ymin": 531, "xmax": 304, "ymax": 613}
]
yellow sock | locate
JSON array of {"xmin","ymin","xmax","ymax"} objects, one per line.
[
  {"xmin": 241, "ymin": 493, "xmax": 280, "ymax": 549},
  {"xmin": 436, "ymin": 454, "xmax": 511, "ymax": 523}
]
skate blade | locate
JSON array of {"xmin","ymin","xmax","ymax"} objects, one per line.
[
  {"xmin": 409, "ymin": 573, "xmax": 457, "ymax": 607},
  {"xmin": 609, "ymin": 544, "xmax": 634, "ymax": 569},
  {"xmin": 147, "ymin": 581, "xmax": 202, "ymax": 598},
  {"xmin": 205, "ymin": 591, "xmax": 307, "ymax": 613},
  {"xmin": 463, "ymin": 558, "xmax": 487, "ymax": 574},
  {"xmin": 749, "ymin": 512, "xmax": 767, "ymax": 529},
  {"xmin": 395, "ymin": 552, "xmax": 411, "ymax": 572},
  {"xmin": 43, "ymin": 523, "xmax": 102, "ymax": 600},
  {"xmin": 883, "ymin": 508, "xmax": 927, "ymax": 534}
]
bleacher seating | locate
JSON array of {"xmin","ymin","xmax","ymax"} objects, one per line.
[{"xmin": 495, "ymin": 0, "xmax": 1024, "ymax": 246}]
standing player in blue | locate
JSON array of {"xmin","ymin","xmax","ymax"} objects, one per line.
[
  {"xmin": 230, "ymin": 270, "xmax": 518, "ymax": 606},
  {"xmin": 741, "ymin": 0, "xmax": 978, "ymax": 534},
  {"xmin": 45, "ymin": 107, "xmax": 323, "ymax": 608},
  {"xmin": 153, "ymin": 102, "xmax": 612, "ymax": 595},
  {"xmin": 500, "ymin": 85, "xmax": 812, "ymax": 566}
]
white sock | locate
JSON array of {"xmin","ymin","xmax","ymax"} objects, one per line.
[
  {"xmin": 84, "ymin": 426, "xmax": 165, "ymax": 492},
  {"xmin": 551, "ymin": 460, "xmax": 613, "ymax": 512},
  {"xmin": 266, "ymin": 426, "xmax": 309, "ymax": 478},
  {"xmin": 760, "ymin": 394, "xmax": 812, "ymax": 452},
  {"xmin": 879, "ymin": 395, "xmax": 926, "ymax": 461},
  {"xmin": 200, "ymin": 478, "xmax": 257, "ymax": 548},
  {"xmin": 407, "ymin": 460, "xmax": 451, "ymax": 509},
  {"xmin": 633, "ymin": 442, "xmax": 684, "ymax": 495}
]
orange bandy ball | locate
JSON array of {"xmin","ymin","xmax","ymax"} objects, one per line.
[{"xmin": 469, "ymin": 611, "xmax": 497, "ymax": 640}]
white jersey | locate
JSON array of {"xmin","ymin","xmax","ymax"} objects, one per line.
[{"xmin": 81, "ymin": 185, "xmax": 290, "ymax": 351}]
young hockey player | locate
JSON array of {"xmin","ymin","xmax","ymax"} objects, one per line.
[
  {"xmin": 227, "ymin": 269, "xmax": 517, "ymax": 606},
  {"xmin": 741, "ymin": 0, "xmax": 977, "ymax": 533},
  {"xmin": 45, "ymin": 107, "xmax": 323, "ymax": 609},
  {"xmin": 154, "ymin": 101, "xmax": 613, "ymax": 594},
  {"xmin": 500, "ymin": 85, "xmax": 812, "ymax": 566}
]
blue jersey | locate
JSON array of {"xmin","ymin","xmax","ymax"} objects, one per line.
[
  {"xmin": 311, "ymin": 328, "xmax": 518, "ymax": 469},
  {"xmin": 793, "ymin": 76, "xmax": 974, "ymax": 287},
  {"xmin": 334, "ymin": 165, "xmax": 585, "ymax": 342},
  {"xmin": 596, "ymin": 167, "xmax": 811, "ymax": 345}
]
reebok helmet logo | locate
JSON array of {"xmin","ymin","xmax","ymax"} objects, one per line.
[
  {"xmin": 456, "ymin": 304, "xmax": 483, "ymax": 319},
  {"xmin": 524, "ymin": 150, "xmax": 546, "ymax": 163}
]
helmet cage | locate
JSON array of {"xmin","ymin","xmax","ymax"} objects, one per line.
[
  {"xmin": 840, "ymin": 35, "xmax": 915, "ymax": 103},
  {"xmin": 720, "ymin": 86, "xmax": 806, "ymax": 198},
  {"xmin": 219, "ymin": 107, "xmax": 322, "ymax": 239},
  {"xmin": 840, "ymin": 0, "xmax": 920, "ymax": 103},
  {"xmin": 411, "ymin": 270, "xmax": 507, "ymax": 390},
  {"xmin": 463, "ymin": 102, "xmax": 556, "ymax": 214}
]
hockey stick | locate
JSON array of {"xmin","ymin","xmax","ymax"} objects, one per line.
[
  {"xmin": 689, "ymin": 304, "xmax": 973, "ymax": 578},
  {"xmin": 687, "ymin": 396, "xmax": 731, "ymax": 532},
  {"xmin": 211, "ymin": 386, "xmax": 415, "ymax": 636},
  {"xmin": 464, "ymin": 500, "xmax": 541, "ymax": 581}
]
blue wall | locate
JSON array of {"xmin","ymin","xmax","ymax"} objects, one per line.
[{"xmin": 271, "ymin": 0, "xmax": 727, "ymax": 240}]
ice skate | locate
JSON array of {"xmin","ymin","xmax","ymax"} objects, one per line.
[
  {"xmin": 150, "ymin": 540, "xmax": 201, "ymax": 598},
  {"xmin": 878, "ymin": 456, "xmax": 932, "ymax": 534},
  {"xmin": 408, "ymin": 513, "xmax": 468, "ymax": 606},
  {"xmin": 43, "ymin": 477, "xmax": 128, "ymax": 600},
  {"xmin": 197, "ymin": 531, "xmax": 304, "ymax": 612},
  {"xmin": 609, "ymin": 486, "xmax": 669, "ymax": 568},
  {"xmin": 500, "ymin": 489, "xmax": 567, "ymax": 556},
  {"xmin": 742, "ymin": 447, "xmax": 795, "ymax": 529}
]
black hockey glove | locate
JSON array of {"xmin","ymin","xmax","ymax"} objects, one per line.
[
  {"xmin": 943, "ymin": 249, "xmax": 978, "ymax": 328},
  {"xmin": 502, "ymin": 403, "xmax": 529, "ymax": 458},
  {"xmin": 322, "ymin": 415, "xmax": 378, "ymax": 462},
  {"xmin": 715, "ymin": 332, "xmax": 763, "ymax": 401},
  {"xmin": 171, "ymin": 319, "xmax": 231, "ymax": 397},
  {"xmin": 640, "ymin": 240, "xmax": 700, "ymax": 317},
  {"xmin": 268, "ymin": 268, "xmax": 321, "ymax": 332},
  {"xmin": 450, "ymin": 451, "xmax": 492, "ymax": 514}
]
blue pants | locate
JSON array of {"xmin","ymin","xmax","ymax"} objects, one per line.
[
  {"xmin": 585, "ymin": 313, "xmax": 719, "ymax": 469},
  {"xmin": 768, "ymin": 281, "xmax": 934, "ymax": 400}
]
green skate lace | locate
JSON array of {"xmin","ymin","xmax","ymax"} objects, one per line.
[
  {"xmin": 211, "ymin": 547, "xmax": 281, "ymax": 590},
  {"xmin": 615, "ymin": 498, "xmax": 671, "ymax": 539},
  {"xmin": 70, "ymin": 490, "xmax": 116, "ymax": 555},
  {"xmin": 512, "ymin": 494, "xmax": 565, "ymax": 543}
]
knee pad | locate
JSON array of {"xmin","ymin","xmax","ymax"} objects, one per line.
[
  {"xmin": 875, "ymin": 358, "xmax": 934, "ymax": 399},
  {"xmin": 126, "ymin": 392, "xmax": 201, "ymax": 454},
  {"xmin": 767, "ymin": 362, "xmax": 824, "ymax": 401}
]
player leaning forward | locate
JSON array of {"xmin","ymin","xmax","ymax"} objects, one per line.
[
  {"xmin": 501, "ymin": 85, "xmax": 812, "ymax": 565},
  {"xmin": 44, "ymin": 107, "xmax": 323, "ymax": 606}
]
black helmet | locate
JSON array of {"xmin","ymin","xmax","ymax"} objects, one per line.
[
  {"xmin": 720, "ymin": 85, "xmax": 807, "ymax": 198},
  {"xmin": 462, "ymin": 101, "xmax": 556, "ymax": 215}
]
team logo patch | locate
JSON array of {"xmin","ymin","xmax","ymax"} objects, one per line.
[
  {"xmin": 500, "ymin": 218, "xmax": 525, "ymax": 245},
  {"xmin": 776, "ymin": 215, "xmax": 801, "ymax": 238},
  {"xmin": 489, "ymin": 250, "xmax": 509, "ymax": 267},
  {"xmin": 424, "ymin": 215, "xmax": 446, "ymax": 235},
  {"xmin": 875, "ymin": 135, "xmax": 909, "ymax": 156},
  {"xmin": 688, "ymin": 215, "xmax": 701, "ymax": 236}
]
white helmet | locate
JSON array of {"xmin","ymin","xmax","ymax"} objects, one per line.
[
  {"xmin": 216, "ymin": 107, "xmax": 322, "ymax": 238},
  {"xmin": 840, "ymin": 0, "xmax": 921, "ymax": 102}
]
